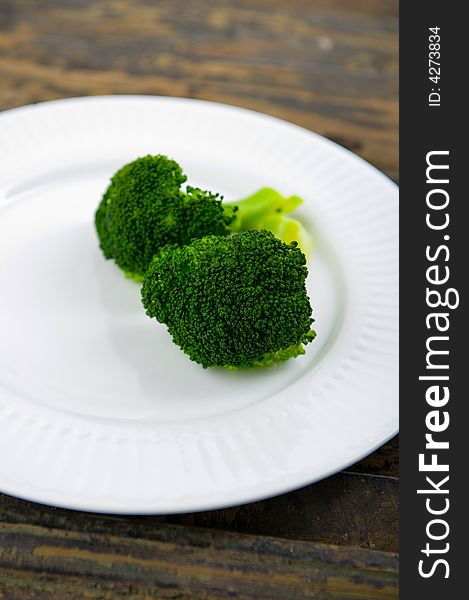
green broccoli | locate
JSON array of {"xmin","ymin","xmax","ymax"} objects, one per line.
[
  {"xmin": 95, "ymin": 155, "xmax": 311, "ymax": 280},
  {"xmin": 95, "ymin": 155, "xmax": 234, "ymax": 281},
  {"xmin": 141, "ymin": 230, "xmax": 316, "ymax": 369}
]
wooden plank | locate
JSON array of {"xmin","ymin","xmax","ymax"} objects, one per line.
[
  {"xmin": 0, "ymin": 503, "xmax": 398, "ymax": 599},
  {"xmin": 0, "ymin": 471, "xmax": 398, "ymax": 553},
  {"xmin": 149, "ymin": 472, "xmax": 398, "ymax": 553},
  {"xmin": 0, "ymin": 0, "xmax": 398, "ymax": 180},
  {"xmin": 351, "ymin": 436, "xmax": 399, "ymax": 478}
]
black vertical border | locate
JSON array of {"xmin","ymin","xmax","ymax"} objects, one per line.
[{"xmin": 400, "ymin": 1, "xmax": 466, "ymax": 596}]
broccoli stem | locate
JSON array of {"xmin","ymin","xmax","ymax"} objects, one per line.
[
  {"xmin": 260, "ymin": 214, "xmax": 313, "ymax": 261},
  {"xmin": 225, "ymin": 188, "xmax": 313, "ymax": 259},
  {"xmin": 227, "ymin": 188, "xmax": 302, "ymax": 231},
  {"xmin": 124, "ymin": 270, "xmax": 145, "ymax": 283}
]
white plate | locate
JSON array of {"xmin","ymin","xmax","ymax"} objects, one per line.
[{"xmin": 0, "ymin": 96, "xmax": 398, "ymax": 513}]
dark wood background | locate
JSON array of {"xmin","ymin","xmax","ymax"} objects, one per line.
[{"xmin": 0, "ymin": 1, "xmax": 398, "ymax": 598}]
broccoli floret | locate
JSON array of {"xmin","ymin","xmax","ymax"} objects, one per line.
[
  {"xmin": 141, "ymin": 230, "xmax": 316, "ymax": 369},
  {"xmin": 96, "ymin": 155, "xmax": 312, "ymax": 280},
  {"xmin": 182, "ymin": 186, "xmax": 235, "ymax": 241},
  {"xmin": 95, "ymin": 155, "xmax": 234, "ymax": 280}
]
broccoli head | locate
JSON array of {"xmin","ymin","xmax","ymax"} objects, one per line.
[
  {"xmin": 95, "ymin": 155, "xmax": 234, "ymax": 280},
  {"xmin": 182, "ymin": 185, "xmax": 235, "ymax": 242},
  {"xmin": 141, "ymin": 229, "xmax": 316, "ymax": 369}
]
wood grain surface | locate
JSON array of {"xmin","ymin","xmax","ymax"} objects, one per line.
[
  {"xmin": 0, "ymin": 0, "xmax": 398, "ymax": 597},
  {"xmin": 1, "ymin": 471, "xmax": 398, "ymax": 552},
  {"xmin": 0, "ymin": 497, "xmax": 398, "ymax": 599}
]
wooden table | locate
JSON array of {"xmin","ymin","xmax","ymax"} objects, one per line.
[{"xmin": 0, "ymin": 1, "xmax": 398, "ymax": 597}]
